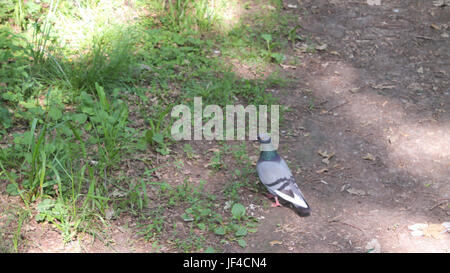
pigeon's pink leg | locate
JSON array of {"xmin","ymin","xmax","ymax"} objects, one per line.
[{"xmin": 271, "ymin": 196, "xmax": 283, "ymax": 207}]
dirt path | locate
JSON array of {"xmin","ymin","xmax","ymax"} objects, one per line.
[{"xmin": 244, "ymin": 0, "xmax": 449, "ymax": 252}]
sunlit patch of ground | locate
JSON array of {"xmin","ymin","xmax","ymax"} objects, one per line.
[
  {"xmin": 309, "ymin": 60, "xmax": 449, "ymax": 193},
  {"xmin": 53, "ymin": 0, "xmax": 141, "ymax": 52},
  {"xmin": 213, "ymin": 0, "xmax": 245, "ymax": 32}
]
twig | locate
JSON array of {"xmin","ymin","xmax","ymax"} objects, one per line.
[
  {"xmin": 329, "ymin": 218, "xmax": 363, "ymax": 232},
  {"xmin": 429, "ymin": 200, "xmax": 449, "ymax": 211},
  {"xmin": 280, "ymin": 63, "xmax": 297, "ymax": 69},
  {"xmin": 415, "ymin": 35, "xmax": 434, "ymax": 40},
  {"xmin": 327, "ymin": 100, "xmax": 349, "ymax": 112}
]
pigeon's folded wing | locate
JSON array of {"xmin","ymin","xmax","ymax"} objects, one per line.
[
  {"xmin": 256, "ymin": 160, "xmax": 293, "ymax": 189},
  {"xmin": 257, "ymin": 160, "xmax": 309, "ymax": 209}
]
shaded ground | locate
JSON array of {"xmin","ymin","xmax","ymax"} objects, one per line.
[{"xmin": 1, "ymin": 0, "xmax": 448, "ymax": 252}]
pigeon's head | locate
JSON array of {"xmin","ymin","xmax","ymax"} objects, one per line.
[{"xmin": 257, "ymin": 133, "xmax": 271, "ymax": 144}]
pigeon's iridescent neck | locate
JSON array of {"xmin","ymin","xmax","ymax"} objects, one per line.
[{"xmin": 260, "ymin": 150, "xmax": 279, "ymax": 161}]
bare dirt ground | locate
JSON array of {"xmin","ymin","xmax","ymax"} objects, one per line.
[{"xmin": 1, "ymin": 0, "xmax": 448, "ymax": 253}]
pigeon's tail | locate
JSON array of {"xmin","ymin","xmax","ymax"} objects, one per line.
[
  {"xmin": 273, "ymin": 187, "xmax": 311, "ymax": 217},
  {"xmin": 292, "ymin": 201, "xmax": 311, "ymax": 217}
]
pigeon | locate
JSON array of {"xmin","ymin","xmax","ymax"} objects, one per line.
[{"xmin": 256, "ymin": 133, "xmax": 311, "ymax": 216}]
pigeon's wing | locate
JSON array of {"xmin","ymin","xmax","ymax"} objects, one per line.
[
  {"xmin": 256, "ymin": 159, "xmax": 309, "ymax": 210},
  {"xmin": 256, "ymin": 160, "xmax": 292, "ymax": 189},
  {"xmin": 273, "ymin": 179, "xmax": 310, "ymax": 210}
]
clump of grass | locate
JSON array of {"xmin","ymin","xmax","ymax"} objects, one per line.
[
  {"xmin": 1, "ymin": 82, "xmax": 135, "ymax": 243},
  {"xmin": 67, "ymin": 29, "xmax": 136, "ymax": 93}
]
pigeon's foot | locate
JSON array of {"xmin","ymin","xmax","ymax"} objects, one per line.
[{"xmin": 271, "ymin": 196, "xmax": 283, "ymax": 207}]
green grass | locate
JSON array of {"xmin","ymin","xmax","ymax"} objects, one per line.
[
  {"xmin": 134, "ymin": 178, "xmax": 259, "ymax": 252},
  {"xmin": 0, "ymin": 0, "xmax": 295, "ymax": 251}
]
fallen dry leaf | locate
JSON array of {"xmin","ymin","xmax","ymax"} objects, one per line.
[
  {"xmin": 409, "ymin": 223, "xmax": 448, "ymax": 239},
  {"xmin": 363, "ymin": 153, "xmax": 376, "ymax": 161},
  {"xmin": 280, "ymin": 63, "xmax": 296, "ymax": 69},
  {"xmin": 318, "ymin": 150, "xmax": 335, "ymax": 159},
  {"xmin": 349, "ymin": 87, "xmax": 360, "ymax": 93},
  {"xmin": 346, "ymin": 188, "xmax": 366, "ymax": 196},
  {"xmin": 316, "ymin": 168, "xmax": 328, "ymax": 174},
  {"xmin": 269, "ymin": 240, "xmax": 283, "ymax": 246},
  {"xmin": 423, "ymin": 224, "xmax": 446, "ymax": 239},
  {"xmin": 316, "ymin": 44, "xmax": 328, "ymax": 51},
  {"xmin": 430, "ymin": 23, "xmax": 440, "ymax": 30}
]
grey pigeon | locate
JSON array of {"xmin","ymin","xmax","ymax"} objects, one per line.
[{"xmin": 256, "ymin": 133, "xmax": 311, "ymax": 216}]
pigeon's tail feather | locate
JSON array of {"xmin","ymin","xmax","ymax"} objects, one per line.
[
  {"xmin": 273, "ymin": 186, "xmax": 311, "ymax": 217},
  {"xmin": 292, "ymin": 201, "xmax": 311, "ymax": 217}
]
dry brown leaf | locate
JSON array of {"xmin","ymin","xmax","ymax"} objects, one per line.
[
  {"xmin": 269, "ymin": 240, "xmax": 283, "ymax": 246},
  {"xmin": 316, "ymin": 44, "xmax": 328, "ymax": 51},
  {"xmin": 349, "ymin": 87, "xmax": 360, "ymax": 93},
  {"xmin": 423, "ymin": 224, "xmax": 445, "ymax": 239},
  {"xmin": 430, "ymin": 23, "xmax": 441, "ymax": 30},
  {"xmin": 318, "ymin": 150, "xmax": 334, "ymax": 158},
  {"xmin": 316, "ymin": 168, "xmax": 328, "ymax": 174},
  {"xmin": 363, "ymin": 153, "xmax": 376, "ymax": 161},
  {"xmin": 318, "ymin": 150, "xmax": 335, "ymax": 166},
  {"xmin": 346, "ymin": 188, "xmax": 366, "ymax": 196},
  {"xmin": 280, "ymin": 64, "xmax": 296, "ymax": 69}
]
